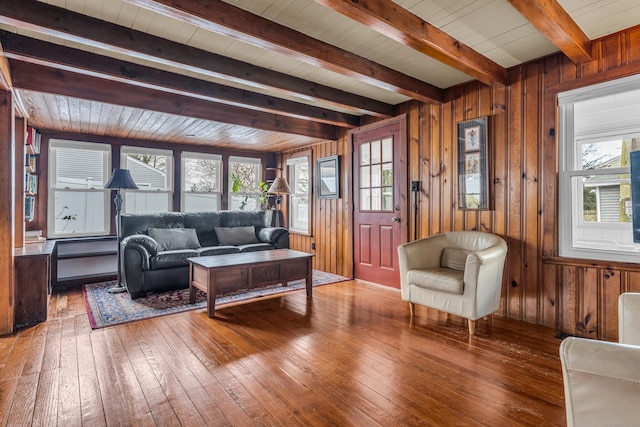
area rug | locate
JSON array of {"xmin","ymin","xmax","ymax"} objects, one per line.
[{"xmin": 83, "ymin": 270, "xmax": 349, "ymax": 329}]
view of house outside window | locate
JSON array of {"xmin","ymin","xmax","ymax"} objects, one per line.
[
  {"xmin": 121, "ymin": 146, "xmax": 173, "ymax": 213},
  {"xmin": 287, "ymin": 156, "xmax": 310, "ymax": 234},
  {"xmin": 48, "ymin": 139, "xmax": 111, "ymax": 238},
  {"xmin": 228, "ymin": 156, "xmax": 262, "ymax": 211},
  {"xmin": 559, "ymin": 75, "xmax": 640, "ymax": 263},
  {"xmin": 182, "ymin": 152, "xmax": 222, "ymax": 212}
]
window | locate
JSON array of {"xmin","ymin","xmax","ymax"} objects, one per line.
[
  {"xmin": 359, "ymin": 138, "xmax": 393, "ymax": 211},
  {"xmin": 287, "ymin": 155, "xmax": 310, "ymax": 234},
  {"xmin": 228, "ymin": 156, "xmax": 261, "ymax": 211},
  {"xmin": 121, "ymin": 146, "xmax": 173, "ymax": 213},
  {"xmin": 48, "ymin": 139, "xmax": 111, "ymax": 238},
  {"xmin": 559, "ymin": 75, "xmax": 640, "ymax": 263},
  {"xmin": 181, "ymin": 152, "xmax": 222, "ymax": 212}
]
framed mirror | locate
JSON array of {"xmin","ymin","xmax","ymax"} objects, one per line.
[{"xmin": 317, "ymin": 155, "xmax": 340, "ymax": 199}]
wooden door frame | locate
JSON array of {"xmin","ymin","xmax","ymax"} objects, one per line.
[{"xmin": 348, "ymin": 115, "xmax": 408, "ymax": 278}]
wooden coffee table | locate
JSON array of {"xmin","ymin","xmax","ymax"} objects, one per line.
[{"xmin": 188, "ymin": 249, "xmax": 314, "ymax": 317}]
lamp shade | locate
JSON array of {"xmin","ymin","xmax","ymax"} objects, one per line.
[
  {"xmin": 105, "ymin": 169, "xmax": 139, "ymax": 190},
  {"xmin": 268, "ymin": 177, "xmax": 291, "ymax": 194}
]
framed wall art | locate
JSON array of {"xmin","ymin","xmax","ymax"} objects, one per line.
[
  {"xmin": 317, "ymin": 155, "xmax": 340, "ymax": 199},
  {"xmin": 457, "ymin": 117, "xmax": 489, "ymax": 210}
]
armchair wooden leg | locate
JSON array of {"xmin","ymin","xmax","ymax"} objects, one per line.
[
  {"xmin": 409, "ymin": 302, "xmax": 415, "ymax": 317},
  {"xmin": 468, "ymin": 319, "xmax": 476, "ymax": 335}
]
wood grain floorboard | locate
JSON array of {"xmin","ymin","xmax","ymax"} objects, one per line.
[{"xmin": 0, "ymin": 280, "xmax": 566, "ymax": 426}]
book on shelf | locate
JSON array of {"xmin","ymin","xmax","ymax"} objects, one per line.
[
  {"xmin": 26, "ymin": 154, "xmax": 36, "ymax": 173},
  {"xmin": 26, "ymin": 127, "xmax": 41, "ymax": 154},
  {"xmin": 26, "ymin": 173, "xmax": 38, "ymax": 194},
  {"xmin": 25, "ymin": 196, "xmax": 35, "ymax": 222}
]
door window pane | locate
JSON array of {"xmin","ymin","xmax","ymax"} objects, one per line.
[
  {"xmin": 360, "ymin": 143, "xmax": 371, "ymax": 165},
  {"xmin": 360, "ymin": 189, "xmax": 371, "ymax": 211},
  {"xmin": 382, "ymin": 138, "xmax": 393, "ymax": 163},
  {"xmin": 371, "ymin": 140, "xmax": 381, "ymax": 164}
]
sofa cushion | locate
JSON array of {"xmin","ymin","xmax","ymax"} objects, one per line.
[
  {"xmin": 214, "ymin": 225, "xmax": 259, "ymax": 245},
  {"xmin": 148, "ymin": 227, "xmax": 201, "ymax": 251},
  {"xmin": 441, "ymin": 247, "xmax": 470, "ymax": 271},
  {"xmin": 150, "ymin": 249, "xmax": 199, "ymax": 269},
  {"xmin": 196, "ymin": 246, "xmax": 240, "ymax": 256},
  {"xmin": 407, "ymin": 267, "xmax": 464, "ymax": 294}
]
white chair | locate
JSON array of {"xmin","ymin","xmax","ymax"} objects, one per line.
[
  {"xmin": 560, "ymin": 293, "xmax": 640, "ymax": 427},
  {"xmin": 397, "ymin": 231, "xmax": 508, "ymax": 335}
]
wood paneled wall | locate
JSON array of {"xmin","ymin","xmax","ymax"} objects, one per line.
[
  {"xmin": 283, "ymin": 139, "xmax": 352, "ymax": 278},
  {"xmin": 286, "ymin": 24, "xmax": 640, "ymax": 340}
]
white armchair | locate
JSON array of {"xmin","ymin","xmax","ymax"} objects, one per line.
[
  {"xmin": 397, "ymin": 231, "xmax": 508, "ymax": 335},
  {"xmin": 560, "ymin": 293, "xmax": 640, "ymax": 427}
]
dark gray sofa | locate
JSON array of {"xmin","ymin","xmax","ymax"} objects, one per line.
[{"xmin": 119, "ymin": 210, "xmax": 289, "ymax": 298}]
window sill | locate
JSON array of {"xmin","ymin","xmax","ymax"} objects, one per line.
[{"xmin": 544, "ymin": 255, "xmax": 640, "ymax": 271}]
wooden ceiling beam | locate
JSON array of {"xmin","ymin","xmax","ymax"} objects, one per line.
[
  {"xmin": 0, "ymin": 0, "xmax": 394, "ymax": 118},
  {"xmin": 313, "ymin": 0, "xmax": 506, "ymax": 86},
  {"xmin": 9, "ymin": 60, "xmax": 337, "ymax": 140},
  {"xmin": 0, "ymin": 31, "xmax": 359, "ymax": 128},
  {"xmin": 124, "ymin": 0, "xmax": 444, "ymax": 104},
  {"xmin": 506, "ymin": 0, "xmax": 593, "ymax": 64}
]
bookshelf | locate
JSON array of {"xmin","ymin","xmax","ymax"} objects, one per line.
[{"xmin": 24, "ymin": 127, "xmax": 40, "ymax": 225}]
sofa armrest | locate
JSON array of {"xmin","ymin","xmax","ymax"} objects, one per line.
[
  {"xmin": 560, "ymin": 336, "xmax": 640, "ymax": 427},
  {"xmin": 258, "ymin": 227, "xmax": 289, "ymax": 248},
  {"xmin": 619, "ymin": 293, "xmax": 640, "ymax": 345},
  {"xmin": 122, "ymin": 234, "xmax": 158, "ymax": 265}
]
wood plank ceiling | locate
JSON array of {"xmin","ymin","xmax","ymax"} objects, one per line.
[{"xmin": 0, "ymin": 0, "xmax": 639, "ymax": 151}]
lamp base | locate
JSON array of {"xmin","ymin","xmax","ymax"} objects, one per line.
[{"xmin": 108, "ymin": 283, "xmax": 127, "ymax": 294}]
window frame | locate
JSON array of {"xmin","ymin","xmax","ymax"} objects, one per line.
[
  {"xmin": 558, "ymin": 74, "xmax": 640, "ymax": 263},
  {"xmin": 181, "ymin": 151, "xmax": 223, "ymax": 212},
  {"xmin": 120, "ymin": 146, "xmax": 174, "ymax": 213},
  {"xmin": 287, "ymin": 154, "xmax": 311, "ymax": 235},
  {"xmin": 47, "ymin": 139, "xmax": 112, "ymax": 238}
]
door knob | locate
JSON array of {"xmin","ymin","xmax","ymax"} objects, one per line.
[{"xmin": 391, "ymin": 216, "xmax": 400, "ymax": 223}]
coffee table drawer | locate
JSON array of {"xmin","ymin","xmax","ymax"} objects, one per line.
[
  {"xmin": 281, "ymin": 259, "xmax": 308, "ymax": 281},
  {"xmin": 214, "ymin": 268, "xmax": 247, "ymax": 294},
  {"xmin": 252, "ymin": 263, "xmax": 280, "ymax": 285}
]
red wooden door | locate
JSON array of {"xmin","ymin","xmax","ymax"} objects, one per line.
[{"xmin": 353, "ymin": 118, "xmax": 406, "ymax": 287}]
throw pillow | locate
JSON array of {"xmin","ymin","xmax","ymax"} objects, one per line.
[
  {"xmin": 148, "ymin": 227, "xmax": 201, "ymax": 251},
  {"xmin": 441, "ymin": 247, "xmax": 470, "ymax": 271},
  {"xmin": 214, "ymin": 225, "xmax": 259, "ymax": 245}
]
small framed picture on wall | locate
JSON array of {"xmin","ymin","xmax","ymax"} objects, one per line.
[{"xmin": 457, "ymin": 117, "xmax": 489, "ymax": 210}]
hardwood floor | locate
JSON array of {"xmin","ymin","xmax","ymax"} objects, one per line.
[{"xmin": 0, "ymin": 280, "xmax": 566, "ymax": 426}]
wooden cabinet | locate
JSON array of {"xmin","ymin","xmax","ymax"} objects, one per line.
[{"xmin": 14, "ymin": 240, "xmax": 56, "ymax": 329}]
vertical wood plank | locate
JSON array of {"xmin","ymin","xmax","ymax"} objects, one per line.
[
  {"xmin": 0, "ymin": 90, "xmax": 14, "ymax": 335},
  {"xmin": 561, "ymin": 266, "xmax": 577, "ymax": 335},
  {"xmin": 523, "ymin": 63, "xmax": 541, "ymax": 324},
  {"xmin": 580, "ymin": 267, "xmax": 599, "ymax": 338},
  {"xmin": 14, "ymin": 117, "xmax": 25, "ymax": 248},
  {"xmin": 506, "ymin": 67, "xmax": 524, "ymax": 320},
  {"xmin": 601, "ymin": 268, "xmax": 622, "ymax": 341}
]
